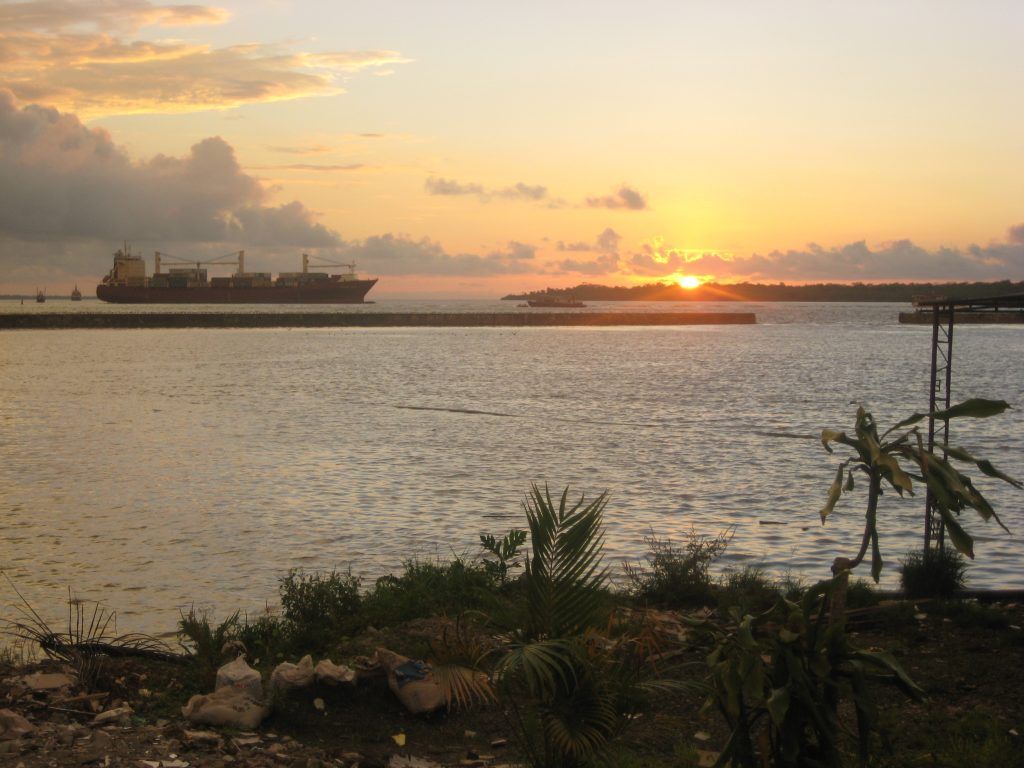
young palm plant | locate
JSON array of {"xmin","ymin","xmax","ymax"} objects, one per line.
[
  {"xmin": 494, "ymin": 485, "xmax": 694, "ymax": 767},
  {"xmin": 495, "ymin": 485, "xmax": 611, "ymax": 767}
]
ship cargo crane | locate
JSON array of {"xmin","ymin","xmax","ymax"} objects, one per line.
[
  {"xmin": 302, "ymin": 253, "xmax": 356, "ymax": 273},
  {"xmin": 155, "ymin": 250, "xmax": 246, "ymax": 275}
]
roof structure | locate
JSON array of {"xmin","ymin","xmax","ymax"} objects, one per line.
[{"xmin": 912, "ymin": 292, "xmax": 1024, "ymax": 311}]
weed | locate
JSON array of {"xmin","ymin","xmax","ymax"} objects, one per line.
[
  {"xmin": 238, "ymin": 612, "xmax": 292, "ymax": 666},
  {"xmin": 717, "ymin": 566, "xmax": 780, "ymax": 613},
  {"xmin": 900, "ymin": 547, "xmax": 969, "ymax": 598},
  {"xmin": 479, "ymin": 528, "xmax": 527, "ymax": 585},
  {"xmin": 845, "ymin": 578, "xmax": 880, "ymax": 609},
  {"xmin": 933, "ymin": 711, "xmax": 1024, "ymax": 768},
  {"xmin": 365, "ymin": 556, "xmax": 498, "ymax": 628},
  {"xmin": 624, "ymin": 528, "xmax": 733, "ymax": 608},
  {"xmin": 279, "ymin": 569, "xmax": 363, "ymax": 650},
  {"xmin": 177, "ymin": 606, "xmax": 240, "ymax": 685}
]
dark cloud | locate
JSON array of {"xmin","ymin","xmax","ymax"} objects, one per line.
[
  {"xmin": 424, "ymin": 177, "xmax": 485, "ymax": 196},
  {"xmin": 424, "ymin": 177, "xmax": 548, "ymax": 203},
  {"xmin": 1009, "ymin": 224, "xmax": 1024, "ymax": 244},
  {"xmin": 557, "ymin": 240, "xmax": 592, "ymax": 252},
  {"xmin": 586, "ymin": 185, "xmax": 647, "ymax": 211},
  {"xmin": 0, "ymin": 90, "xmax": 339, "ymax": 246},
  {"xmin": 497, "ymin": 182, "xmax": 546, "ymax": 201}
]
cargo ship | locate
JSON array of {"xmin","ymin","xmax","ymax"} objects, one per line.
[{"xmin": 96, "ymin": 248, "xmax": 377, "ymax": 304}]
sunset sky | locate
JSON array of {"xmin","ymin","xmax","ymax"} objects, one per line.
[{"xmin": 1, "ymin": 0, "xmax": 1022, "ymax": 297}]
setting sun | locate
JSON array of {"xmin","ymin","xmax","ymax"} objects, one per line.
[{"xmin": 676, "ymin": 275, "xmax": 702, "ymax": 289}]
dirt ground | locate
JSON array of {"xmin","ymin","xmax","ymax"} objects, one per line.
[{"xmin": 3, "ymin": 600, "xmax": 1024, "ymax": 768}]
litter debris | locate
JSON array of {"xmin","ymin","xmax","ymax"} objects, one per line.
[
  {"xmin": 315, "ymin": 659, "xmax": 358, "ymax": 687},
  {"xmin": 377, "ymin": 648, "xmax": 446, "ymax": 715},
  {"xmin": 271, "ymin": 655, "xmax": 315, "ymax": 693},
  {"xmin": 182, "ymin": 687, "xmax": 269, "ymax": 730},
  {"xmin": 19, "ymin": 672, "xmax": 76, "ymax": 691},
  {"xmin": 216, "ymin": 656, "xmax": 264, "ymax": 701},
  {"xmin": 92, "ymin": 706, "xmax": 133, "ymax": 727},
  {"xmin": 0, "ymin": 708, "xmax": 33, "ymax": 740}
]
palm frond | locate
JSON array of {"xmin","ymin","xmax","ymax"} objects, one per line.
[
  {"xmin": 431, "ymin": 663, "xmax": 496, "ymax": 710},
  {"xmin": 496, "ymin": 638, "xmax": 579, "ymax": 698},
  {"xmin": 523, "ymin": 484, "xmax": 609, "ymax": 639}
]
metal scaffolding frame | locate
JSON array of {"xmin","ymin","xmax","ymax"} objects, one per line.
[{"xmin": 912, "ymin": 293, "xmax": 1024, "ymax": 550}]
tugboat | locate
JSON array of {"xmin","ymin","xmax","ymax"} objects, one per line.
[
  {"xmin": 526, "ymin": 294, "xmax": 586, "ymax": 308},
  {"xmin": 35, "ymin": 287, "xmax": 46, "ymax": 303},
  {"xmin": 70, "ymin": 285, "xmax": 82, "ymax": 301}
]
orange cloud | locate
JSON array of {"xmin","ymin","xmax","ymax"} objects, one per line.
[
  {"xmin": 0, "ymin": 1, "xmax": 230, "ymax": 33},
  {"xmin": 0, "ymin": 2, "xmax": 409, "ymax": 117}
]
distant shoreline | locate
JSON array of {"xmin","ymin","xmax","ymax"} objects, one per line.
[{"xmin": 503, "ymin": 279, "xmax": 1024, "ymax": 303}]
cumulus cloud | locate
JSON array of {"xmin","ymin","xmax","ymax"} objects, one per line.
[
  {"xmin": 0, "ymin": 0, "xmax": 230, "ymax": 32},
  {"xmin": 554, "ymin": 228, "xmax": 622, "ymax": 274},
  {"xmin": 626, "ymin": 232, "xmax": 1024, "ymax": 282},
  {"xmin": 424, "ymin": 177, "xmax": 548, "ymax": 203},
  {"xmin": 1009, "ymin": 223, "xmax": 1024, "ymax": 244},
  {"xmin": 0, "ymin": 90, "xmax": 339, "ymax": 246},
  {"xmin": 248, "ymin": 163, "xmax": 368, "ymax": 172},
  {"xmin": 556, "ymin": 227, "xmax": 620, "ymax": 253},
  {"xmin": 425, "ymin": 177, "xmax": 485, "ymax": 197},
  {"xmin": 586, "ymin": 185, "xmax": 648, "ymax": 211},
  {"xmin": 329, "ymin": 235, "xmax": 535, "ymax": 276},
  {"xmin": 0, "ymin": 1, "xmax": 409, "ymax": 116}
]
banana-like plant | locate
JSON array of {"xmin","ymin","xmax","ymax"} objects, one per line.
[
  {"xmin": 819, "ymin": 398, "xmax": 1020, "ymax": 581},
  {"xmin": 691, "ymin": 576, "xmax": 922, "ymax": 768}
]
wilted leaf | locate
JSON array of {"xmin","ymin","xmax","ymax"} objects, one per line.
[
  {"xmin": 932, "ymin": 398, "xmax": 1011, "ymax": 421},
  {"xmin": 821, "ymin": 429, "xmax": 845, "ymax": 453},
  {"xmin": 820, "ymin": 465, "xmax": 845, "ymax": 523},
  {"xmin": 767, "ymin": 686, "xmax": 790, "ymax": 726}
]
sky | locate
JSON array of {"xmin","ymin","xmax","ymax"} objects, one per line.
[{"xmin": 0, "ymin": 0, "xmax": 1022, "ymax": 297}]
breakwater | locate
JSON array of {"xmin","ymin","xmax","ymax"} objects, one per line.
[
  {"xmin": 898, "ymin": 311, "xmax": 1024, "ymax": 324},
  {"xmin": 0, "ymin": 311, "xmax": 756, "ymax": 330}
]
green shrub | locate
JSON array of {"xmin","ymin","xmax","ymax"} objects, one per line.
[
  {"xmin": 899, "ymin": 547, "xmax": 968, "ymax": 598},
  {"xmin": 237, "ymin": 613, "xmax": 292, "ymax": 665},
  {"xmin": 177, "ymin": 607, "xmax": 240, "ymax": 686},
  {"xmin": 625, "ymin": 528, "xmax": 732, "ymax": 607},
  {"xmin": 479, "ymin": 528, "xmax": 527, "ymax": 584},
  {"xmin": 717, "ymin": 566, "xmax": 780, "ymax": 613},
  {"xmin": 933, "ymin": 711, "xmax": 1024, "ymax": 768},
  {"xmin": 365, "ymin": 556, "xmax": 499, "ymax": 628},
  {"xmin": 279, "ymin": 569, "xmax": 363, "ymax": 650},
  {"xmin": 845, "ymin": 577, "xmax": 880, "ymax": 608}
]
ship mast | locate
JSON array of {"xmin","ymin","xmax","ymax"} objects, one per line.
[{"xmin": 302, "ymin": 253, "xmax": 356, "ymax": 274}]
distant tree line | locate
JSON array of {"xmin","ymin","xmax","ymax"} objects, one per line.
[{"xmin": 502, "ymin": 279, "xmax": 1024, "ymax": 303}]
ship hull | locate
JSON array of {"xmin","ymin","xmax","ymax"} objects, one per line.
[{"xmin": 96, "ymin": 279, "xmax": 378, "ymax": 304}]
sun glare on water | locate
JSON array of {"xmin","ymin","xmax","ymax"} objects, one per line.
[{"xmin": 676, "ymin": 275, "xmax": 702, "ymax": 289}]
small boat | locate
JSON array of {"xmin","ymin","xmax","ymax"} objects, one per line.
[
  {"xmin": 527, "ymin": 295, "xmax": 586, "ymax": 308},
  {"xmin": 35, "ymin": 288, "xmax": 46, "ymax": 303},
  {"xmin": 71, "ymin": 285, "xmax": 82, "ymax": 301}
]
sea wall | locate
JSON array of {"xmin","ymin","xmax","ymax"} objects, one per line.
[
  {"xmin": 0, "ymin": 311, "xmax": 756, "ymax": 330},
  {"xmin": 898, "ymin": 311, "xmax": 1024, "ymax": 325}
]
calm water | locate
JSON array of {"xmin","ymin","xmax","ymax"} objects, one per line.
[{"xmin": 1, "ymin": 300, "xmax": 1022, "ymax": 636}]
